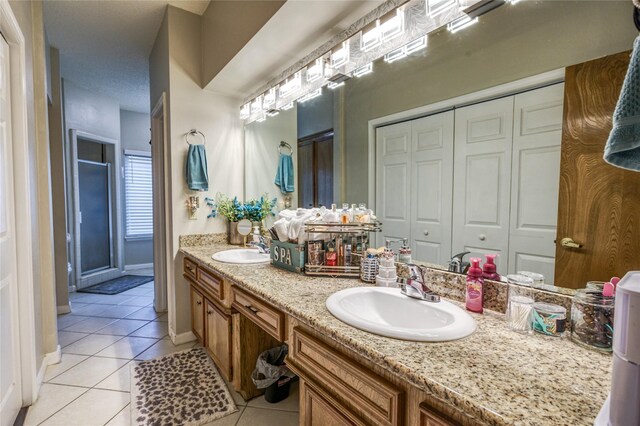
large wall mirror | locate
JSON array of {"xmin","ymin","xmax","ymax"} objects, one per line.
[{"xmin": 244, "ymin": 1, "xmax": 640, "ymax": 289}]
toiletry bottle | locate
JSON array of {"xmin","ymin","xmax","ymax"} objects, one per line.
[
  {"xmin": 350, "ymin": 204, "xmax": 357, "ymax": 222},
  {"xmin": 344, "ymin": 239, "xmax": 352, "ymax": 266},
  {"xmin": 482, "ymin": 254, "xmax": 500, "ymax": 281},
  {"xmin": 341, "ymin": 203, "xmax": 350, "ymax": 224},
  {"xmin": 398, "ymin": 239, "xmax": 412, "ymax": 263},
  {"xmin": 326, "ymin": 244, "xmax": 337, "ymax": 266},
  {"xmin": 466, "ymin": 257, "xmax": 484, "ymax": 313}
]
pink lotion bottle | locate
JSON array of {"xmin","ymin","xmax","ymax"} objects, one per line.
[
  {"xmin": 482, "ymin": 254, "xmax": 500, "ymax": 281},
  {"xmin": 466, "ymin": 257, "xmax": 484, "ymax": 313}
]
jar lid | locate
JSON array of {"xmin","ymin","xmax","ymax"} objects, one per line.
[
  {"xmin": 533, "ymin": 302, "xmax": 566, "ymax": 315},
  {"xmin": 517, "ymin": 271, "xmax": 545, "ymax": 282},
  {"xmin": 506, "ymin": 274, "xmax": 534, "ymax": 286},
  {"xmin": 574, "ymin": 289, "xmax": 615, "ymax": 306}
]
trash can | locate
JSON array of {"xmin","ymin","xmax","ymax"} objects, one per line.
[{"xmin": 251, "ymin": 345, "xmax": 296, "ymax": 403}]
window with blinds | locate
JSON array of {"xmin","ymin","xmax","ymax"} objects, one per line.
[{"xmin": 124, "ymin": 153, "xmax": 153, "ymax": 238}]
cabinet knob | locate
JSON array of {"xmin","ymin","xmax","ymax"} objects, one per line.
[
  {"xmin": 423, "ymin": 230, "xmax": 429, "ymax": 236},
  {"xmin": 561, "ymin": 237, "xmax": 583, "ymax": 249},
  {"xmin": 196, "ymin": 300, "xmax": 202, "ymax": 306},
  {"xmin": 207, "ymin": 310, "xmax": 213, "ymax": 315},
  {"xmin": 478, "ymin": 234, "xmax": 486, "ymax": 241}
]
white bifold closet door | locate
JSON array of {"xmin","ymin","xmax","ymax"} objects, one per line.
[
  {"xmin": 410, "ymin": 111, "xmax": 454, "ymax": 265},
  {"xmin": 508, "ymin": 84, "xmax": 564, "ymax": 283},
  {"xmin": 452, "ymin": 97, "xmax": 514, "ymax": 275},
  {"xmin": 376, "ymin": 121, "xmax": 412, "ymax": 246}
]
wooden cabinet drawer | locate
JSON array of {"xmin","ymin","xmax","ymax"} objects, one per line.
[
  {"xmin": 190, "ymin": 286, "xmax": 205, "ymax": 344},
  {"xmin": 232, "ymin": 286, "xmax": 285, "ymax": 341},
  {"xmin": 300, "ymin": 379, "xmax": 367, "ymax": 426},
  {"xmin": 184, "ymin": 257, "xmax": 197, "ymax": 281},
  {"xmin": 419, "ymin": 403, "xmax": 457, "ymax": 426},
  {"xmin": 289, "ymin": 327, "xmax": 403, "ymax": 426},
  {"xmin": 197, "ymin": 266, "xmax": 223, "ymax": 301}
]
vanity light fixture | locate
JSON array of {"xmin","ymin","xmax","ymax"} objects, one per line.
[
  {"xmin": 256, "ymin": 114, "xmax": 267, "ymax": 123},
  {"xmin": 250, "ymin": 96, "xmax": 263, "ymax": 115},
  {"xmin": 240, "ymin": 103, "xmax": 250, "ymax": 119},
  {"xmin": 306, "ymin": 59, "xmax": 324, "ymax": 83},
  {"xmin": 405, "ymin": 36, "xmax": 428, "ymax": 54},
  {"xmin": 360, "ymin": 22, "xmax": 381, "ymax": 52},
  {"xmin": 266, "ymin": 109, "xmax": 280, "ymax": 117},
  {"xmin": 298, "ymin": 88, "xmax": 322, "ymax": 103},
  {"xmin": 279, "ymin": 72, "xmax": 302, "ymax": 98},
  {"xmin": 384, "ymin": 47, "xmax": 407, "ymax": 63},
  {"xmin": 426, "ymin": 0, "xmax": 458, "ymax": 18},
  {"xmin": 330, "ymin": 41, "xmax": 350, "ymax": 69},
  {"xmin": 506, "ymin": 0, "xmax": 522, "ymax": 4},
  {"xmin": 328, "ymin": 81, "xmax": 345, "ymax": 89},
  {"xmin": 380, "ymin": 7, "xmax": 405, "ymax": 42},
  {"xmin": 263, "ymin": 87, "xmax": 277, "ymax": 107},
  {"xmin": 447, "ymin": 15, "xmax": 478, "ymax": 33},
  {"xmin": 353, "ymin": 63, "xmax": 373, "ymax": 78},
  {"xmin": 281, "ymin": 102, "xmax": 294, "ymax": 111}
]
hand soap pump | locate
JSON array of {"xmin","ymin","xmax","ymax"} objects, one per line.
[
  {"xmin": 482, "ymin": 254, "xmax": 500, "ymax": 281},
  {"xmin": 595, "ymin": 271, "xmax": 640, "ymax": 426},
  {"xmin": 466, "ymin": 257, "xmax": 484, "ymax": 313}
]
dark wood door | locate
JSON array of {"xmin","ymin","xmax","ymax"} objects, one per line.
[
  {"xmin": 298, "ymin": 131, "xmax": 334, "ymax": 208},
  {"xmin": 555, "ymin": 51, "xmax": 640, "ymax": 289}
]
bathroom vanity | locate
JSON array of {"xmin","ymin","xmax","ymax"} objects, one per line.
[{"xmin": 180, "ymin": 239, "xmax": 611, "ymax": 426}]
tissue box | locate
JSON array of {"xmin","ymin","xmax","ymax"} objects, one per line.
[{"xmin": 270, "ymin": 240, "xmax": 306, "ymax": 273}]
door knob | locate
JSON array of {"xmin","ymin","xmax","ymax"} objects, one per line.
[
  {"xmin": 561, "ymin": 237, "xmax": 583, "ymax": 249},
  {"xmin": 478, "ymin": 234, "xmax": 486, "ymax": 241}
]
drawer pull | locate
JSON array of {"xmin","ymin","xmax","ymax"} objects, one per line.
[
  {"xmin": 207, "ymin": 309, "xmax": 213, "ymax": 315},
  {"xmin": 245, "ymin": 305, "xmax": 259, "ymax": 315},
  {"xmin": 186, "ymin": 265, "xmax": 195, "ymax": 274},
  {"xmin": 196, "ymin": 300, "xmax": 202, "ymax": 306}
]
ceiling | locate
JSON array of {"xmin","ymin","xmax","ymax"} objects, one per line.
[
  {"xmin": 44, "ymin": 0, "xmax": 210, "ymax": 113},
  {"xmin": 206, "ymin": 0, "xmax": 385, "ymax": 98}
]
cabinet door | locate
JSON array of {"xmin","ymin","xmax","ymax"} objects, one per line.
[
  {"xmin": 411, "ymin": 111, "xmax": 454, "ymax": 266},
  {"xmin": 419, "ymin": 403, "xmax": 456, "ymax": 426},
  {"xmin": 190, "ymin": 286, "xmax": 205, "ymax": 343},
  {"xmin": 509, "ymin": 84, "xmax": 563, "ymax": 282},
  {"xmin": 300, "ymin": 380, "xmax": 367, "ymax": 426},
  {"xmin": 206, "ymin": 299, "xmax": 232, "ymax": 380},
  {"xmin": 452, "ymin": 97, "xmax": 514, "ymax": 275},
  {"xmin": 298, "ymin": 142, "xmax": 315, "ymax": 208},
  {"xmin": 375, "ymin": 121, "xmax": 412, "ymax": 248}
]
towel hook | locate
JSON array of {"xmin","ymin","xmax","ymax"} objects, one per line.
[
  {"xmin": 185, "ymin": 129, "xmax": 206, "ymax": 146},
  {"xmin": 278, "ymin": 141, "xmax": 293, "ymax": 155}
]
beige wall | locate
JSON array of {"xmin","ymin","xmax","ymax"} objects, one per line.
[
  {"xmin": 150, "ymin": 6, "xmax": 245, "ymax": 338},
  {"xmin": 201, "ymin": 0, "xmax": 285, "ymax": 86},
  {"xmin": 9, "ymin": 0, "xmax": 58, "ymax": 369},
  {"xmin": 342, "ymin": 1, "xmax": 638, "ymax": 203},
  {"xmin": 245, "ymin": 104, "xmax": 298, "ymax": 213}
]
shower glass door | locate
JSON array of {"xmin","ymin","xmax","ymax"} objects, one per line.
[{"xmin": 78, "ymin": 160, "xmax": 113, "ymax": 274}]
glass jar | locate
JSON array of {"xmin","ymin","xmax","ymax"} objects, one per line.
[
  {"xmin": 571, "ymin": 289, "xmax": 615, "ymax": 352},
  {"xmin": 506, "ymin": 275, "xmax": 535, "ymax": 333},
  {"xmin": 517, "ymin": 271, "xmax": 545, "ymax": 288},
  {"xmin": 532, "ymin": 302, "xmax": 566, "ymax": 337},
  {"xmin": 586, "ymin": 281, "xmax": 606, "ymax": 291}
]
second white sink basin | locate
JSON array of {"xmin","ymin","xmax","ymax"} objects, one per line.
[
  {"xmin": 326, "ymin": 287, "xmax": 476, "ymax": 342},
  {"xmin": 212, "ymin": 249, "xmax": 270, "ymax": 264}
]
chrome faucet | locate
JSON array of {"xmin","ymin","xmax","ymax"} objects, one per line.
[
  {"xmin": 249, "ymin": 236, "xmax": 270, "ymax": 254},
  {"xmin": 397, "ymin": 264, "xmax": 440, "ymax": 303},
  {"xmin": 448, "ymin": 251, "xmax": 470, "ymax": 274}
]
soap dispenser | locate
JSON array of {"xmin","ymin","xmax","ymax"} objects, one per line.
[
  {"xmin": 466, "ymin": 258, "xmax": 484, "ymax": 313},
  {"xmin": 482, "ymin": 254, "xmax": 500, "ymax": 281}
]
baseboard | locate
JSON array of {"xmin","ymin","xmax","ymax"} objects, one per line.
[
  {"xmin": 57, "ymin": 304, "xmax": 71, "ymax": 315},
  {"xmin": 170, "ymin": 329, "xmax": 196, "ymax": 345},
  {"xmin": 125, "ymin": 263, "xmax": 154, "ymax": 272},
  {"xmin": 35, "ymin": 345, "xmax": 61, "ymax": 394}
]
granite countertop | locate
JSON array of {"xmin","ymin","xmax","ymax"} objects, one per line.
[{"xmin": 180, "ymin": 242, "xmax": 612, "ymax": 426}]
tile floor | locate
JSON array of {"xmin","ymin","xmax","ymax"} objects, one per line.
[{"xmin": 26, "ymin": 281, "xmax": 299, "ymax": 426}]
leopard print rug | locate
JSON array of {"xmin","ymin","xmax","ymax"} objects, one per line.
[{"xmin": 130, "ymin": 347, "xmax": 237, "ymax": 426}]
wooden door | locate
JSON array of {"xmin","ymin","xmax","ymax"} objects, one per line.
[
  {"xmin": 297, "ymin": 131, "xmax": 334, "ymax": 208},
  {"xmin": 206, "ymin": 300, "xmax": 232, "ymax": 380},
  {"xmin": 299, "ymin": 380, "xmax": 367, "ymax": 426},
  {"xmin": 452, "ymin": 97, "xmax": 514, "ymax": 275},
  {"xmin": 376, "ymin": 121, "xmax": 412, "ymax": 247},
  {"xmin": 509, "ymin": 84, "xmax": 564, "ymax": 282},
  {"xmin": 190, "ymin": 287, "xmax": 204, "ymax": 343},
  {"xmin": 0, "ymin": 34, "xmax": 23, "ymax": 426},
  {"xmin": 410, "ymin": 111, "xmax": 454, "ymax": 266},
  {"xmin": 555, "ymin": 51, "xmax": 640, "ymax": 289}
]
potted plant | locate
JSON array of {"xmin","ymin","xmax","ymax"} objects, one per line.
[{"xmin": 206, "ymin": 193, "xmax": 277, "ymax": 245}]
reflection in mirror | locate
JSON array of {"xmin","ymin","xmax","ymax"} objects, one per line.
[{"xmin": 244, "ymin": 1, "xmax": 640, "ymax": 289}]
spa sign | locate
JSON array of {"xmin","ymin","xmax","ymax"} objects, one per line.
[{"xmin": 270, "ymin": 240, "xmax": 306, "ymax": 273}]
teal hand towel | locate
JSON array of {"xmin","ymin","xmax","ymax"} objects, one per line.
[
  {"xmin": 186, "ymin": 144, "xmax": 209, "ymax": 191},
  {"xmin": 605, "ymin": 36, "xmax": 640, "ymax": 171},
  {"xmin": 274, "ymin": 153, "xmax": 294, "ymax": 193}
]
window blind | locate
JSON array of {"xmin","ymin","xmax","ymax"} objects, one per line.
[{"xmin": 124, "ymin": 154, "xmax": 153, "ymax": 238}]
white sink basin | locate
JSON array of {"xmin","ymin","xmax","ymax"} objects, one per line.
[
  {"xmin": 211, "ymin": 249, "xmax": 270, "ymax": 264},
  {"xmin": 326, "ymin": 287, "xmax": 476, "ymax": 342}
]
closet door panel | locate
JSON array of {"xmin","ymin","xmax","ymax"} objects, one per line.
[
  {"xmin": 376, "ymin": 122, "xmax": 412, "ymax": 247},
  {"xmin": 509, "ymin": 83, "xmax": 563, "ymax": 281},
  {"xmin": 411, "ymin": 111, "xmax": 454, "ymax": 265},
  {"xmin": 453, "ymin": 97, "xmax": 514, "ymax": 274}
]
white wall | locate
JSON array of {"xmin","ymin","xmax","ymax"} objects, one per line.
[
  {"xmin": 245, "ymin": 105, "xmax": 297, "ymax": 213},
  {"xmin": 120, "ymin": 110, "xmax": 154, "ymax": 268}
]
